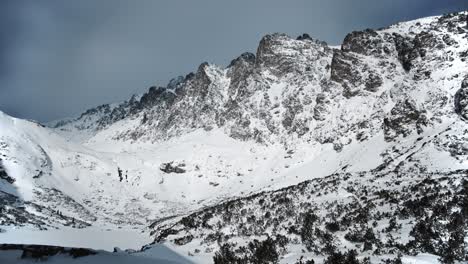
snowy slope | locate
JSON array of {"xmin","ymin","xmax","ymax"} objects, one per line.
[
  {"xmin": 0, "ymin": 11, "xmax": 467, "ymax": 264},
  {"xmin": 0, "ymin": 244, "xmax": 192, "ymax": 264}
]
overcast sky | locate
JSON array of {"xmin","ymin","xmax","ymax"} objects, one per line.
[{"xmin": 0, "ymin": 0, "xmax": 467, "ymax": 122}]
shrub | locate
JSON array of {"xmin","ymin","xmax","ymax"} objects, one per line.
[
  {"xmin": 248, "ymin": 237, "xmax": 279, "ymax": 264},
  {"xmin": 301, "ymin": 211, "xmax": 318, "ymax": 250},
  {"xmin": 325, "ymin": 221, "xmax": 340, "ymax": 232},
  {"xmin": 213, "ymin": 243, "xmax": 240, "ymax": 264}
]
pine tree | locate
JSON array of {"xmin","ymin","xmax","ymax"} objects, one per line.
[{"xmin": 300, "ymin": 211, "xmax": 318, "ymax": 250}]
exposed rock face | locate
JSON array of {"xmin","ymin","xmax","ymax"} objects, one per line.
[
  {"xmin": 330, "ymin": 50, "xmax": 383, "ymax": 97},
  {"xmin": 330, "ymin": 50, "xmax": 361, "ymax": 96},
  {"xmin": 139, "ymin": 86, "xmax": 176, "ymax": 109},
  {"xmin": 330, "ymin": 29, "xmax": 395, "ymax": 97},
  {"xmin": 342, "ymin": 29, "xmax": 389, "ymax": 56},
  {"xmin": 383, "ymin": 99, "xmax": 428, "ymax": 141},
  {"xmin": 455, "ymin": 76, "xmax": 468, "ymax": 120},
  {"xmin": 256, "ymin": 33, "xmax": 299, "ymax": 75},
  {"xmin": 256, "ymin": 33, "xmax": 330, "ymax": 77},
  {"xmin": 393, "ymin": 33, "xmax": 420, "ymax": 72},
  {"xmin": 313, "ymin": 93, "xmax": 330, "ymax": 121},
  {"xmin": 226, "ymin": 52, "xmax": 256, "ymax": 99},
  {"xmin": 0, "ymin": 159, "xmax": 14, "ymax": 184}
]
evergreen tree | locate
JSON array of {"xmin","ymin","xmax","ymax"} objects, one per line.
[{"xmin": 301, "ymin": 211, "xmax": 318, "ymax": 250}]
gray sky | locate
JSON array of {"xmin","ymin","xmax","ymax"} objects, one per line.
[{"xmin": 0, "ymin": 0, "xmax": 467, "ymax": 122}]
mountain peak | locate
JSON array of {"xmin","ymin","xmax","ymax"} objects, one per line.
[{"xmin": 50, "ymin": 11, "xmax": 468, "ymax": 146}]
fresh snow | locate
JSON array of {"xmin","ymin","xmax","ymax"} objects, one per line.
[{"xmin": 1, "ymin": 11, "xmax": 468, "ymax": 264}]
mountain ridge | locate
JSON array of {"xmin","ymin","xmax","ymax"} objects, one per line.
[{"xmin": 0, "ymin": 11, "xmax": 468, "ymax": 263}]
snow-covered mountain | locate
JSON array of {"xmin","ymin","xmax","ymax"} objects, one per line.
[{"xmin": 1, "ymin": 11, "xmax": 468, "ymax": 264}]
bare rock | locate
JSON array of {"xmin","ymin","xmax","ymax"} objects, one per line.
[{"xmin": 160, "ymin": 162, "xmax": 186, "ymax": 174}]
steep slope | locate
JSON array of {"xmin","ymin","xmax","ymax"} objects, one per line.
[{"xmin": 0, "ymin": 112, "xmax": 109, "ymax": 229}]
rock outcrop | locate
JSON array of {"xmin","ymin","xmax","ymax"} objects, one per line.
[{"xmin": 455, "ymin": 76, "xmax": 468, "ymax": 120}]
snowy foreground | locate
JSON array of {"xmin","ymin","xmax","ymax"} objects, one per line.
[
  {"xmin": 0, "ymin": 245, "xmax": 193, "ymax": 264},
  {"xmin": 0, "ymin": 226, "xmax": 150, "ymax": 251},
  {"xmin": 0, "ymin": 249, "xmax": 444, "ymax": 264},
  {"xmin": 0, "ymin": 226, "xmax": 445, "ymax": 264},
  {"xmin": 1, "ymin": 12, "xmax": 468, "ymax": 264}
]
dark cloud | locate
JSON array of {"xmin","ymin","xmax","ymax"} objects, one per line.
[{"xmin": 0, "ymin": 0, "xmax": 467, "ymax": 122}]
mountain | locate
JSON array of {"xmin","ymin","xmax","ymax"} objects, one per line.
[{"xmin": 1, "ymin": 11, "xmax": 468, "ymax": 264}]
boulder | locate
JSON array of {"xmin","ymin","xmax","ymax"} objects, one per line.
[{"xmin": 160, "ymin": 162, "xmax": 186, "ymax": 174}]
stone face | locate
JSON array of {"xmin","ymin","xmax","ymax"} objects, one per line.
[
  {"xmin": 364, "ymin": 73, "xmax": 383, "ymax": 92},
  {"xmin": 437, "ymin": 12, "xmax": 468, "ymax": 33},
  {"xmin": 227, "ymin": 52, "xmax": 256, "ymax": 99},
  {"xmin": 328, "ymin": 28, "xmax": 400, "ymax": 98},
  {"xmin": 342, "ymin": 29, "xmax": 384, "ymax": 56},
  {"xmin": 256, "ymin": 33, "xmax": 289, "ymax": 69},
  {"xmin": 383, "ymin": 99, "xmax": 428, "ymax": 141},
  {"xmin": 393, "ymin": 31, "xmax": 443, "ymax": 72},
  {"xmin": 330, "ymin": 50, "xmax": 360, "ymax": 88},
  {"xmin": 330, "ymin": 50, "xmax": 382, "ymax": 97},
  {"xmin": 0, "ymin": 159, "xmax": 14, "ymax": 184},
  {"xmin": 139, "ymin": 86, "xmax": 175, "ymax": 109},
  {"xmin": 313, "ymin": 93, "xmax": 330, "ymax": 121},
  {"xmin": 455, "ymin": 76, "xmax": 468, "ymax": 120},
  {"xmin": 393, "ymin": 33, "xmax": 419, "ymax": 72},
  {"xmin": 256, "ymin": 33, "xmax": 330, "ymax": 77}
]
